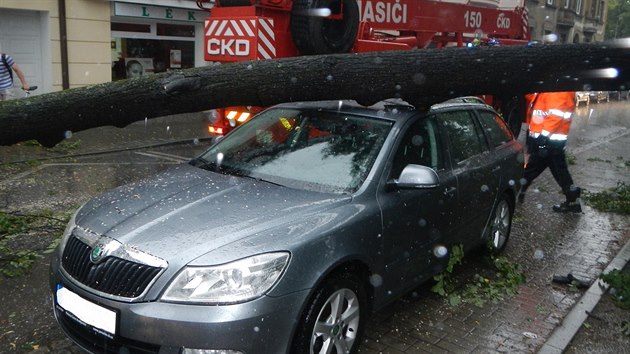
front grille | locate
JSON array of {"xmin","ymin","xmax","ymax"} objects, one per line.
[{"xmin": 62, "ymin": 235, "xmax": 162, "ymax": 298}]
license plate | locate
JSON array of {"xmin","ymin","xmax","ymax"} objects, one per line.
[{"xmin": 56, "ymin": 284, "xmax": 117, "ymax": 337}]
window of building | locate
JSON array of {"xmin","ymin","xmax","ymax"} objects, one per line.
[
  {"xmin": 576, "ymin": 0, "xmax": 582, "ymax": 14},
  {"xmin": 111, "ymin": 22, "xmax": 196, "ymax": 81},
  {"xmin": 597, "ymin": 0, "xmax": 605, "ymax": 19},
  {"xmin": 546, "ymin": 0, "xmax": 554, "ymax": 6},
  {"xmin": 111, "ymin": 22, "xmax": 151, "ymax": 33},
  {"xmin": 156, "ymin": 23, "xmax": 195, "ymax": 37}
]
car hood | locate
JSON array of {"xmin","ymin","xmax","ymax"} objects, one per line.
[{"xmin": 75, "ymin": 164, "xmax": 350, "ymax": 263}]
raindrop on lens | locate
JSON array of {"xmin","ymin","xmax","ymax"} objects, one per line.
[
  {"xmin": 216, "ymin": 152, "xmax": 224, "ymax": 166},
  {"xmin": 370, "ymin": 274, "xmax": 383, "ymax": 287},
  {"xmin": 192, "ymin": 138, "xmax": 199, "ymax": 145},
  {"xmin": 418, "ymin": 218, "xmax": 427, "ymax": 227},
  {"xmin": 326, "ymin": 74, "xmax": 333, "ymax": 81},
  {"xmin": 290, "ymin": 77, "xmax": 297, "ymax": 83},
  {"xmin": 543, "ymin": 33, "xmax": 558, "ymax": 42},
  {"xmin": 481, "ymin": 185, "xmax": 489, "ymax": 192},
  {"xmin": 307, "ymin": 8, "xmax": 331, "ymax": 17},
  {"xmin": 433, "ymin": 245, "xmax": 448, "ymax": 258},
  {"xmin": 413, "ymin": 73, "xmax": 426, "ymax": 85},
  {"xmin": 64, "ymin": 130, "xmax": 73, "ymax": 139},
  {"xmin": 534, "ymin": 249, "xmax": 544, "ymax": 260}
]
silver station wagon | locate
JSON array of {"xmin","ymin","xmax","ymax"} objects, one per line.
[{"xmin": 50, "ymin": 99, "xmax": 524, "ymax": 354}]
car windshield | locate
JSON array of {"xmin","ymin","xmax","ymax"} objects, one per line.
[{"xmin": 194, "ymin": 107, "xmax": 393, "ymax": 193}]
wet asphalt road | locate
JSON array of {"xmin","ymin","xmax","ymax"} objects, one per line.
[{"xmin": 0, "ymin": 102, "xmax": 629, "ymax": 353}]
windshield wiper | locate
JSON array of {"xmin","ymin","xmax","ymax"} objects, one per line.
[
  {"xmin": 189, "ymin": 157, "xmax": 220, "ymax": 172},
  {"xmin": 237, "ymin": 173, "xmax": 285, "ymax": 187},
  {"xmin": 191, "ymin": 159, "xmax": 285, "ymax": 187}
]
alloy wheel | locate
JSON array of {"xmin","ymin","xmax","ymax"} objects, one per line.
[
  {"xmin": 490, "ymin": 199, "xmax": 511, "ymax": 251},
  {"xmin": 310, "ymin": 288, "xmax": 361, "ymax": 354}
]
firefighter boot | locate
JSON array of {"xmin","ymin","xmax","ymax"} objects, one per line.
[{"xmin": 553, "ymin": 186, "xmax": 582, "ymax": 213}]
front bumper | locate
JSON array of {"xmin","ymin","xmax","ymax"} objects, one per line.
[{"xmin": 50, "ymin": 265, "xmax": 309, "ymax": 354}]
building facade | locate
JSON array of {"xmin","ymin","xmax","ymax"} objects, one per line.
[
  {"xmin": 0, "ymin": 0, "xmax": 610, "ymax": 96},
  {"xmin": 0, "ymin": 0, "xmax": 209, "ymax": 94},
  {"xmin": 525, "ymin": 0, "xmax": 608, "ymax": 43}
]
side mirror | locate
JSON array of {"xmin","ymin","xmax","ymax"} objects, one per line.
[{"xmin": 388, "ymin": 164, "xmax": 439, "ymax": 189}]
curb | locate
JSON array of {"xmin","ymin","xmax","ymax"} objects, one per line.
[{"xmin": 537, "ymin": 235, "xmax": 630, "ymax": 353}]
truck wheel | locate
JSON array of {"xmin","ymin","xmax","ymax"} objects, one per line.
[
  {"xmin": 291, "ymin": 0, "xmax": 359, "ymax": 55},
  {"xmin": 501, "ymin": 96, "xmax": 525, "ymax": 139},
  {"xmin": 291, "ymin": 271, "xmax": 366, "ymax": 354}
]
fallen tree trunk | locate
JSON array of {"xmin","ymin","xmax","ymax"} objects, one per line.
[{"xmin": 1, "ymin": 41, "xmax": 629, "ymax": 147}]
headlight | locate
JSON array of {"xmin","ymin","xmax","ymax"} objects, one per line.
[{"xmin": 161, "ymin": 252, "xmax": 290, "ymax": 304}]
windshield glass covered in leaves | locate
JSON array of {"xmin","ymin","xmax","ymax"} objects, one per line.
[{"xmin": 196, "ymin": 107, "xmax": 393, "ymax": 193}]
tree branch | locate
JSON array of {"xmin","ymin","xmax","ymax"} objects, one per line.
[{"xmin": 1, "ymin": 41, "xmax": 629, "ymax": 147}]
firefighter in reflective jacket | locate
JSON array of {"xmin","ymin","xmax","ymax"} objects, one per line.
[{"xmin": 519, "ymin": 91, "xmax": 582, "ymax": 213}]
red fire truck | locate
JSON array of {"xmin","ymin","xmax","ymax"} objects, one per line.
[{"xmin": 196, "ymin": 0, "xmax": 531, "ymax": 135}]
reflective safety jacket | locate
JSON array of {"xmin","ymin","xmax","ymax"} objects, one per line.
[{"xmin": 527, "ymin": 91, "xmax": 576, "ymax": 141}]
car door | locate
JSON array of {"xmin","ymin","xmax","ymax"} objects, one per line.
[
  {"xmin": 377, "ymin": 115, "xmax": 458, "ymax": 300},
  {"xmin": 476, "ymin": 108, "xmax": 521, "ymax": 190},
  {"xmin": 437, "ymin": 108, "xmax": 498, "ymax": 249}
]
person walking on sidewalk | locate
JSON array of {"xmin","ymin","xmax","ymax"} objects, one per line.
[
  {"xmin": 0, "ymin": 52, "xmax": 30, "ymax": 101},
  {"xmin": 519, "ymin": 91, "xmax": 582, "ymax": 213}
]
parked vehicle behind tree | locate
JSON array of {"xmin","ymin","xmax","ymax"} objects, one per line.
[
  {"xmin": 576, "ymin": 91, "xmax": 590, "ymax": 107},
  {"xmin": 590, "ymin": 91, "xmax": 610, "ymax": 103},
  {"xmin": 50, "ymin": 99, "xmax": 524, "ymax": 354}
]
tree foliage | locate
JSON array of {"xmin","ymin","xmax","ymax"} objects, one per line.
[{"xmin": 606, "ymin": 0, "xmax": 630, "ymax": 39}]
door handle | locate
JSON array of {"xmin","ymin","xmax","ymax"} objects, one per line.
[{"xmin": 443, "ymin": 187, "xmax": 456, "ymax": 196}]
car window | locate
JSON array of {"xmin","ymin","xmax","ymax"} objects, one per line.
[
  {"xmin": 477, "ymin": 110, "xmax": 514, "ymax": 147},
  {"xmin": 439, "ymin": 110, "xmax": 486, "ymax": 164},
  {"xmin": 198, "ymin": 107, "xmax": 393, "ymax": 193},
  {"xmin": 390, "ymin": 117, "xmax": 442, "ymax": 178}
]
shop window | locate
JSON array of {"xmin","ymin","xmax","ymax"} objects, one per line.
[
  {"xmin": 157, "ymin": 23, "xmax": 195, "ymax": 37},
  {"xmin": 111, "ymin": 22, "xmax": 151, "ymax": 33},
  {"xmin": 112, "ymin": 38, "xmax": 195, "ymax": 81}
]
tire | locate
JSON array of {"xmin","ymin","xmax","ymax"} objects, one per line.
[
  {"xmin": 501, "ymin": 96, "xmax": 525, "ymax": 139},
  {"xmin": 484, "ymin": 194, "xmax": 513, "ymax": 254},
  {"xmin": 291, "ymin": 271, "xmax": 366, "ymax": 354},
  {"xmin": 290, "ymin": 0, "xmax": 359, "ymax": 55}
]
